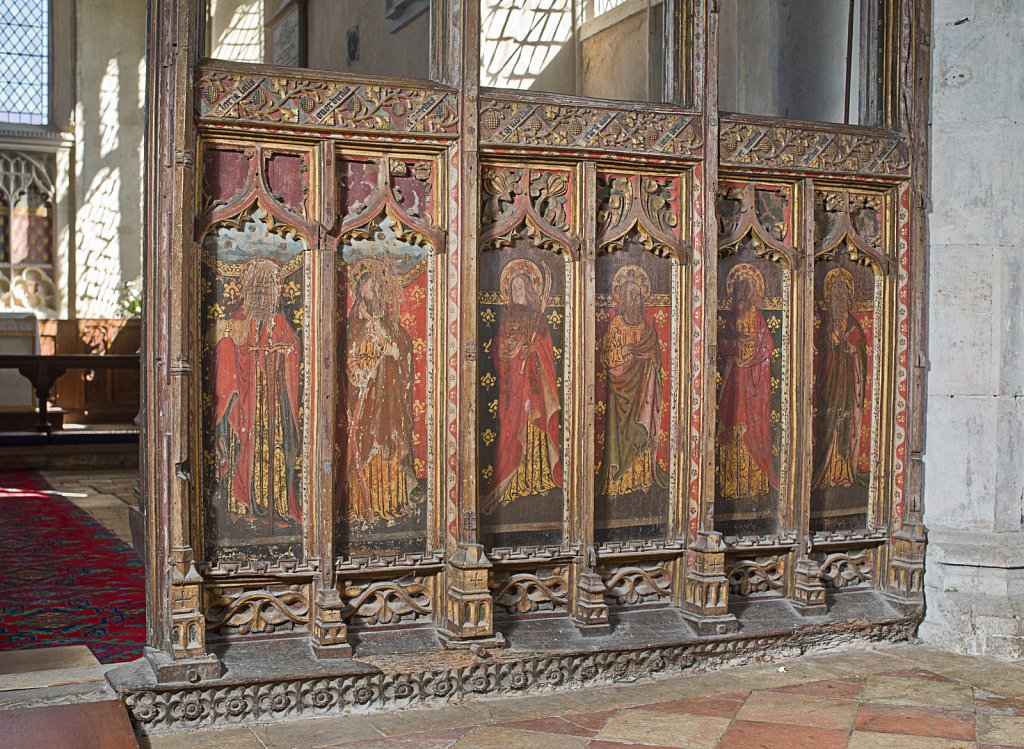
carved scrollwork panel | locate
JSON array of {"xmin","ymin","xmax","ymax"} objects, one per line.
[
  {"xmin": 480, "ymin": 165, "xmax": 577, "ymax": 254},
  {"xmin": 719, "ymin": 117, "xmax": 910, "ymax": 178},
  {"xmin": 479, "ymin": 96, "xmax": 704, "ymax": 157},
  {"xmin": 597, "ymin": 172, "xmax": 686, "ymax": 257},
  {"xmin": 727, "ymin": 555, "xmax": 786, "ymax": 597},
  {"xmin": 818, "ymin": 551, "xmax": 873, "ymax": 589},
  {"xmin": 598, "ymin": 563, "xmax": 672, "ymax": 606},
  {"xmin": 204, "ymin": 583, "xmax": 311, "ymax": 636},
  {"xmin": 196, "ymin": 68, "xmax": 459, "ymax": 136},
  {"xmin": 340, "ymin": 576, "xmax": 433, "ymax": 626},
  {"xmin": 490, "ymin": 566, "xmax": 569, "ymax": 615}
]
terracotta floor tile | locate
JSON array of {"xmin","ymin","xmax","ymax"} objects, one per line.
[
  {"xmin": 585, "ymin": 742, "xmax": 678, "ymax": 749},
  {"xmin": 878, "ymin": 668, "xmax": 958, "ymax": 683},
  {"xmin": 977, "ymin": 715, "xmax": 1024, "ymax": 747},
  {"xmin": 497, "ymin": 716, "xmax": 596, "ymax": 737},
  {"xmin": 862, "ymin": 676, "xmax": 977, "ymax": 711},
  {"xmin": 977, "ymin": 692, "xmax": 1024, "ymax": 717},
  {"xmin": 594, "ymin": 710, "xmax": 731, "ymax": 749},
  {"xmin": 735, "ymin": 689, "xmax": 860, "ymax": 730},
  {"xmin": 333, "ymin": 727, "xmax": 473, "ymax": 749},
  {"xmin": 855, "ymin": 704, "xmax": 975, "ymax": 740},
  {"xmin": 638, "ymin": 691, "xmax": 748, "ymax": 719},
  {"xmin": 563, "ymin": 711, "xmax": 619, "ymax": 731},
  {"xmin": 847, "ymin": 731, "xmax": 978, "ymax": 748},
  {"xmin": 772, "ymin": 679, "xmax": 864, "ymax": 700},
  {"xmin": 449, "ymin": 725, "xmax": 590, "ymax": 749},
  {"xmin": 716, "ymin": 720, "xmax": 849, "ymax": 749}
]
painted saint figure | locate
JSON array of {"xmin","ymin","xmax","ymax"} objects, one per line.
[
  {"xmin": 812, "ymin": 267, "xmax": 868, "ymax": 490},
  {"xmin": 716, "ymin": 263, "xmax": 779, "ymax": 499},
  {"xmin": 598, "ymin": 265, "xmax": 666, "ymax": 497},
  {"xmin": 484, "ymin": 258, "xmax": 562, "ymax": 512},
  {"xmin": 344, "ymin": 258, "xmax": 419, "ymax": 526},
  {"xmin": 211, "ymin": 257, "xmax": 303, "ymax": 526}
]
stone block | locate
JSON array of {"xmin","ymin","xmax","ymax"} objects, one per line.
[
  {"xmin": 926, "ymin": 244, "xmax": 995, "ymax": 396},
  {"xmin": 924, "ymin": 397, "xmax": 998, "ymax": 529},
  {"xmin": 932, "ymin": 18, "xmax": 1024, "ymax": 125}
]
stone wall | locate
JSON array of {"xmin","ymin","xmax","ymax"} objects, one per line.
[
  {"xmin": 920, "ymin": 0, "xmax": 1024, "ymax": 659},
  {"xmin": 73, "ymin": 0, "xmax": 147, "ymax": 318}
]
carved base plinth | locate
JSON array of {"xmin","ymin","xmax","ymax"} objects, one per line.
[
  {"xmin": 790, "ymin": 556, "xmax": 828, "ymax": 617},
  {"xmin": 885, "ymin": 524, "xmax": 927, "ymax": 603},
  {"xmin": 436, "ymin": 628, "xmax": 507, "ymax": 650},
  {"xmin": 572, "ymin": 569, "xmax": 611, "ymax": 636},
  {"xmin": 311, "ymin": 587, "xmax": 351, "ymax": 658},
  {"xmin": 679, "ymin": 610, "xmax": 740, "ymax": 636},
  {"xmin": 442, "ymin": 544, "xmax": 502, "ymax": 645},
  {"xmin": 678, "ymin": 533, "xmax": 738, "ymax": 634},
  {"xmin": 145, "ymin": 647, "xmax": 224, "ymax": 684}
]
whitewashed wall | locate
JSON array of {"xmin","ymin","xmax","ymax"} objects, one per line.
[{"xmin": 920, "ymin": 0, "xmax": 1024, "ymax": 659}]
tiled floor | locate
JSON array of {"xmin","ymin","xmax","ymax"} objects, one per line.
[
  {"xmin": 40, "ymin": 469, "xmax": 137, "ymax": 545},
  {"xmin": 139, "ymin": 644, "xmax": 1024, "ymax": 749}
]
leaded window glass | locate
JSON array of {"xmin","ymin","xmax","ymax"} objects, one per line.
[{"xmin": 0, "ymin": 0, "xmax": 49, "ymax": 126}]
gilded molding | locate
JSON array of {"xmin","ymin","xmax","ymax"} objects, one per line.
[
  {"xmin": 479, "ymin": 96, "xmax": 704, "ymax": 157},
  {"xmin": 719, "ymin": 118, "xmax": 911, "ymax": 177},
  {"xmin": 196, "ymin": 69, "xmax": 459, "ymax": 136}
]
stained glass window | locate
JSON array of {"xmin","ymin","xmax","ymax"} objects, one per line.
[{"xmin": 0, "ymin": 0, "xmax": 49, "ymax": 126}]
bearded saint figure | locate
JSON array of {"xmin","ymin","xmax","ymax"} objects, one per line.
[
  {"xmin": 812, "ymin": 267, "xmax": 868, "ymax": 490},
  {"xmin": 716, "ymin": 263, "xmax": 779, "ymax": 499},
  {"xmin": 212, "ymin": 257, "xmax": 303, "ymax": 526},
  {"xmin": 483, "ymin": 258, "xmax": 562, "ymax": 512},
  {"xmin": 344, "ymin": 259, "xmax": 418, "ymax": 526},
  {"xmin": 598, "ymin": 265, "xmax": 666, "ymax": 497}
]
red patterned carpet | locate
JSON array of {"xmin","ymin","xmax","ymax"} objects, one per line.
[{"xmin": 0, "ymin": 470, "xmax": 145, "ymax": 663}]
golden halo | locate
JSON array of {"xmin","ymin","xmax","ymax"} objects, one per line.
[
  {"xmin": 823, "ymin": 267, "xmax": 856, "ymax": 301},
  {"xmin": 611, "ymin": 264, "xmax": 652, "ymax": 304},
  {"xmin": 499, "ymin": 258, "xmax": 544, "ymax": 304},
  {"xmin": 726, "ymin": 262, "xmax": 765, "ymax": 300}
]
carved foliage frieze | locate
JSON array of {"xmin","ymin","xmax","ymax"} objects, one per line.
[
  {"xmin": 204, "ymin": 583, "xmax": 311, "ymax": 636},
  {"xmin": 719, "ymin": 118, "xmax": 910, "ymax": 177},
  {"xmin": 124, "ymin": 620, "xmax": 919, "ymax": 735},
  {"xmin": 480, "ymin": 96, "xmax": 703, "ymax": 157},
  {"xmin": 727, "ymin": 556, "xmax": 786, "ymax": 597},
  {"xmin": 490, "ymin": 566, "xmax": 569, "ymax": 615},
  {"xmin": 196, "ymin": 69, "xmax": 459, "ymax": 135}
]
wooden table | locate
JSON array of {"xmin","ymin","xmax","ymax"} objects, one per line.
[{"xmin": 0, "ymin": 354, "xmax": 140, "ymax": 432}]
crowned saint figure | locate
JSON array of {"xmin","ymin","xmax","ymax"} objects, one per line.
[{"xmin": 716, "ymin": 263, "xmax": 779, "ymax": 498}]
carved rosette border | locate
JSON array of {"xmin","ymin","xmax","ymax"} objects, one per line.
[
  {"xmin": 123, "ymin": 619, "xmax": 918, "ymax": 735},
  {"xmin": 719, "ymin": 118, "xmax": 910, "ymax": 178},
  {"xmin": 479, "ymin": 96, "xmax": 704, "ymax": 158},
  {"xmin": 195, "ymin": 68, "xmax": 459, "ymax": 136}
]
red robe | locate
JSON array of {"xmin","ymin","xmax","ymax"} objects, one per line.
[
  {"xmin": 212, "ymin": 311, "xmax": 303, "ymax": 523},
  {"xmin": 488, "ymin": 305, "xmax": 563, "ymax": 504},
  {"xmin": 716, "ymin": 307, "xmax": 779, "ymax": 488}
]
